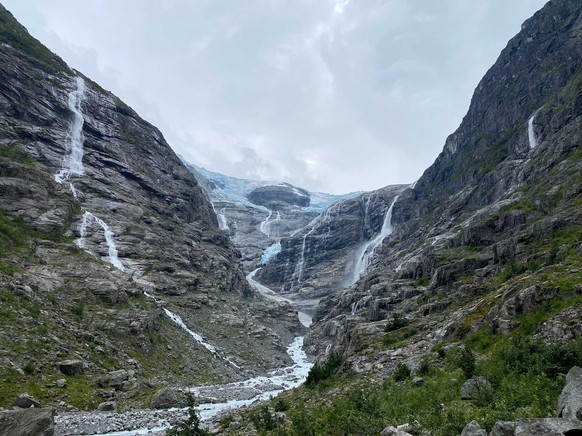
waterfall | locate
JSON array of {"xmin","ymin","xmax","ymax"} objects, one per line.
[
  {"xmin": 292, "ymin": 225, "xmax": 316, "ymax": 289},
  {"xmin": 352, "ymin": 195, "xmax": 399, "ymax": 282},
  {"xmin": 528, "ymin": 113, "xmax": 538, "ymax": 149},
  {"xmin": 76, "ymin": 211, "xmax": 125, "ymax": 271},
  {"xmin": 259, "ymin": 208, "xmax": 273, "ymax": 236},
  {"xmin": 54, "ymin": 77, "xmax": 86, "ymax": 184},
  {"xmin": 218, "ymin": 207, "xmax": 229, "ymax": 231},
  {"xmin": 351, "ymin": 298, "xmax": 363, "ymax": 315},
  {"xmin": 52, "ymin": 77, "xmax": 127, "ymax": 272}
]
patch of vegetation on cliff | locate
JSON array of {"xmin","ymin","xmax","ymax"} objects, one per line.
[
  {"xmin": 0, "ymin": 6, "xmax": 69, "ymax": 74},
  {"xmin": 0, "ymin": 144, "xmax": 36, "ymax": 165}
]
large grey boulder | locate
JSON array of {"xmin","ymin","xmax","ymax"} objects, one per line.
[
  {"xmin": 11, "ymin": 393, "xmax": 40, "ymax": 409},
  {"xmin": 514, "ymin": 418, "xmax": 582, "ymax": 435},
  {"xmin": 461, "ymin": 420, "xmax": 487, "ymax": 436},
  {"xmin": 0, "ymin": 407, "xmax": 55, "ymax": 436},
  {"xmin": 380, "ymin": 425, "xmax": 413, "ymax": 436},
  {"xmin": 460, "ymin": 377, "xmax": 492, "ymax": 400},
  {"xmin": 558, "ymin": 366, "xmax": 582, "ymax": 420},
  {"xmin": 150, "ymin": 387, "xmax": 180, "ymax": 409},
  {"xmin": 56, "ymin": 360, "xmax": 84, "ymax": 376},
  {"xmin": 490, "ymin": 421, "xmax": 516, "ymax": 436}
]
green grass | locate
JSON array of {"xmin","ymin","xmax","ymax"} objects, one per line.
[
  {"xmin": 0, "ymin": 144, "xmax": 35, "ymax": 164},
  {"xmin": 257, "ymin": 338, "xmax": 581, "ymax": 435}
]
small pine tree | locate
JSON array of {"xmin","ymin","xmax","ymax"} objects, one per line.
[{"xmin": 166, "ymin": 393, "xmax": 209, "ymax": 436}]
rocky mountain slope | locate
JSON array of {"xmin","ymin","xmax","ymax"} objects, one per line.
[
  {"xmin": 183, "ymin": 161, "xmax": 357, "ymax": 270},
  {"xmin": 0, "ymin": 3, "xmax": 304, "ymax": 412},
  {"xmin": 219, "ymin": 0, "xmax": 581, "ymax": 434},
  {"xmin": 255, "ymin": 184, "xmax": 406, "ymax": 309},
  {"xmin": 307, "ymin": 0, "xmax": 582, "ymax": 360}
]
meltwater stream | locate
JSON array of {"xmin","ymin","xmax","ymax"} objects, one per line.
[{"xmin": 56, "ymin": 337, "xmax": 311, "ymax": 435}]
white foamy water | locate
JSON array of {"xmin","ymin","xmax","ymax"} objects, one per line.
[
  {"xmin": 76, "ymin": 211, "xmax": 125, "ymax": 271},
  {"xmin": 528, "ymin": 113, "xmax": 538, "ymax": 149},
  {"xmin": 217, "ymin": 207, "xmax": 229, "ymax": 231},
  {"xmin": 67, "ymin": 337, "xmax": 311, "ymax": 436},
  {"xmin": 190, "ymin": 336, "xmax": 311, "ymax": 419},
  {"xmin": 351, "ymin": 195, "xmax": 399, "ymax": 282},
  {"xmin": 54, "ymin": 77, "xmax": 86, "ymax": 184}
]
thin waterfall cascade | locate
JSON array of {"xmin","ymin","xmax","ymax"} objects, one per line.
[
  {"xmin": 259, "ymin": 208, "xmax": 273, "ymax": 236},
  {"xmin": 144, "ymin": 291, "xmax": 239, "ymax": 368},
  {"xmin": 218, "ymin": 207, "xmax": 229, "ymax": 231},
  {"xmin": 54, "ymin": 77, "xmax": 86, "ymax": 184},
  {"xmin": 292, "ymin": 225, "xmax": 316, "ymax": 289},
  {"xmin": 352, "ymin": 196, "xmax": 399, "ymax": 282},
  {"xmin": 528, "ymin": 113, "xmax": 539, "ymax": 149},
  {"xmin": 53, "ymin": 78, "xmax": 127, "ymax": 273},
  {"xmin": 75, "ymin": 211, "xmax": 125, "ymax": 271},
  {"xmin": 351, "ymin": 298, "xmax": 363, "ymax": 316}
]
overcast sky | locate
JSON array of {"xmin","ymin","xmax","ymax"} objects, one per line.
[{"xmin": 4, "ymin": 0, "xmax": 547, "ymax": 194}]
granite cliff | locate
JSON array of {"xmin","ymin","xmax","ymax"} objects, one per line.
[{"xmin": 0, "ymin": 3, "xmax": 303, "ymax": 412}]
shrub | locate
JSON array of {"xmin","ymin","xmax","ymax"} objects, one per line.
[
  {"xmin": 393, "ymin": 363, "xmax": 411, "ymax": 382},
  {"xmin": 384, "ymin": 314, "xmax": 410, "ymax": 332},
  {"xmin": 250, "ymin": 405, "xmax": 276, "ymax": 432},
  {"xmin": 305, "ymin": 354, "xmax": 344, "ymax": 388},
  {"xmin": 417, "ymin": 358, "xmax": 433, "ymax": 376},
  {"xmin": 166, "ymin": 393, "xmax": 209, "ymax": 436},
  {"xmin": 455, "ymin": 347, "xmax": 476, "ymax": 379}
]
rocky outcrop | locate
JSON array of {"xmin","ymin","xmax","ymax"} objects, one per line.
[
  {"xmin": 305, "ymin": 0, "xmax": 582, "ymax": 367},
  {"xmin": 247, "ymin": 184, "xmax": 310, "ymax": 210},
  {"xmin": 256, "ymin": 185, "xmax": 405, "ymax": 306},
  {"xmin": 0, "ymin": 407, "xmax": 55, "ymax": 436},
  {"xmin": 0, "ymin": 3, "xmax": 304, "ymax": 411},
  {"xmin": 558, "ymin": 367, "xmax": 582, "ymax": 421}
]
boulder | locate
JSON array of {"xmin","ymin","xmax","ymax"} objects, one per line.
[
  {"xmin": 56, "ymin": 360, "xmax": 84, "ymax": 376},
  {"xmin": 0, "ymin": 407, "xmax": 55, "ymax": 436},
  {"xmin": 558, "ymin": 366, "xmax": 582, "ymax": 420},
  {"xmin": 96, "ymin": 369, "xmax": 131, "ymax": 389},
  {"xmin": 490, "ymin": 421, "xmax": 516, "ymax": 436},
  {"xmin": 97, "ymin": 401, "xmax": 117, "ymax": 411},
  {"xmin": 461, "ymin": 377, "xmax": 492, "ymax": 400},
  {"xmin": 380, "ymin": 426, "xmax": 413, "ymax": 436},
  {"xmin": 150, "ymin": 387, "xmax": 180, "ymax": 409},
  {"xmin": 514, "ymin": 418, "xmax": 582, "ymax": 435},
  {"xmin": 461, "ymin": 420, "xmax": 487, "ymax": 436},
  {"xmin": 55, "ymin": 379, "xmax": 67, "ymax": 388},
  {"xmin": 11, "ymin": 393, "xmax": 40, "ymax": 409}
]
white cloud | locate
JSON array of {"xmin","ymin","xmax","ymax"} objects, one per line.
[{"xmin": 2, "ymin": 0, "xmax": 548, "ymax": 194}]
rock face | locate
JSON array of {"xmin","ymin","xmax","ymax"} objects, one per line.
[
  {"xmin": 305, "ymin": 0, "xmax": 582, "ymax": 373},
  {"xmin": 247, "ymin": 184, "xmax": 311, "ymax": 210},
  {"xmin": 0, "ymin": 3, "xmax": 303, "ymax": 411},
  {"xmin": 0, "ymin": 407, "xmax": 55, "ymax": 436},
  {"xmin": 183, "ymin": 161, "xmax": 357, "ymax": 270},
  {"xmin": 256, "ymin": 185, "xmax": 406, "ymax": 307},
  {"xmin": 558, "ymin": 367, "xmax": 582, "ymax": 420}
]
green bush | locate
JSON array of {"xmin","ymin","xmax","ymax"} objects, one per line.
[
  {"xmin": 393, "ymin": 363, "xmax": 411, "ymax": 382},
  {"xmin": 384, "ymin": 314, "xmax": 410, "ymax": 332},
  {"xmin": 251, "ymin": 405, "xmax": 277, "ymax": 432},
  {"xmin": 305, "ymin": 354, "xmax": 343, "ymax": 388},
  {"xmin": 417, "ymin": 358, "xmax": 433, "ymax": 376},
  {"xmin": 166, "ymin": 393, "xmax": 209, "ymax": 436},
  {"xmin": 455, "ymin": 347, "xmax": 476, "ymax": 379}
]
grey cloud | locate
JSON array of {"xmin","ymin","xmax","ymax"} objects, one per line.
[{"xmin": 3, "ymin": 0, "xmax": 548, "ymax": 194}]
